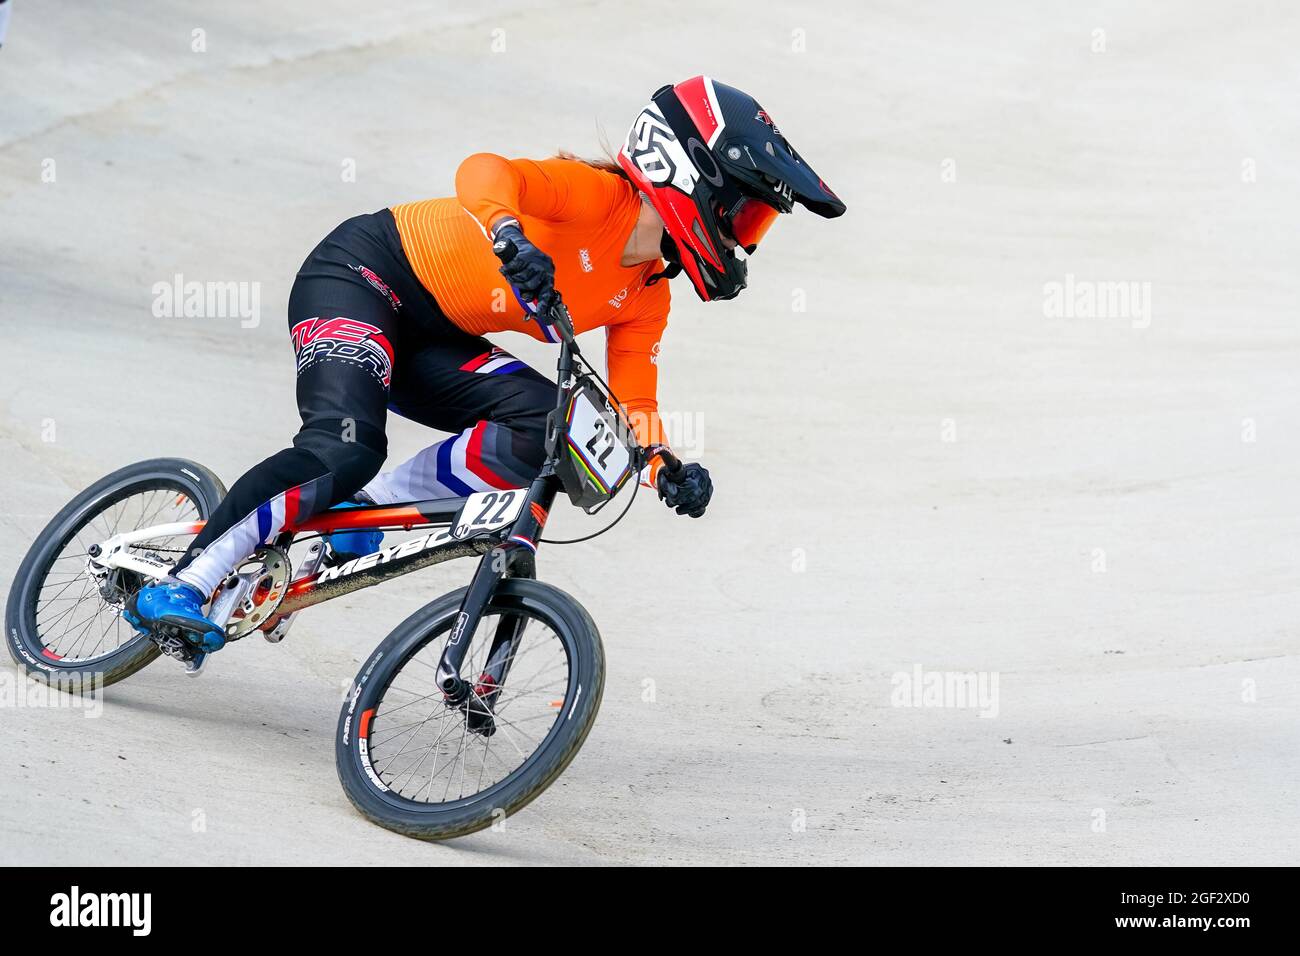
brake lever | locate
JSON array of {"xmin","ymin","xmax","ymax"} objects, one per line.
[{"xmin": 547, "ymin": 301, "xmax": 579, "ymax": 351}]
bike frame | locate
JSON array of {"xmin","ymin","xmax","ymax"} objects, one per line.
[{"xmin": 91, "ymin": 301, "xmax": 666, "ymax": 703}]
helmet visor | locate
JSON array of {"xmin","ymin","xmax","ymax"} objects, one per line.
[{"xmin": 727, "ymin": 198, "xmax": 780, "ymax": 253}]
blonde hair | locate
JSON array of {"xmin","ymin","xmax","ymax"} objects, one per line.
[{"xmin": 555, "ymin": 149, "xmax": 631, "ymax": 182}]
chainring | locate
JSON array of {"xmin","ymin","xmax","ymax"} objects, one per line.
[{"xmin": 212, "ymin": 545, "xmax": 292, "ymax": 639}]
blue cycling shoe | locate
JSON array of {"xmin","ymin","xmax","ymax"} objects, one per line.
[
  {"xmin": 124, "ymin": 580, "xmax": 226, "ymax": 654},
  {"xmin": 323, "ymin": 499, "xmax": 384, "ymax": 562}
]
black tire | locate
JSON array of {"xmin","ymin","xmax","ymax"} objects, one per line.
[
  {"xmin": 5, "ymin": 458, "xmax": 227, "ymax": 690},
  {"xmin": 336, "ymin": 578, "xmax": 605, "ymax": 841}
]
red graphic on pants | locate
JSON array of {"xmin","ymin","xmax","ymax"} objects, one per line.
[{"xmin": 290, "ymin": 317, "xmax": 394, "ymax": 386}]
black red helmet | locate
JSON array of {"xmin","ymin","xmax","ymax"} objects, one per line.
[{"xmin": 618, "ymin": 76, "xmax": 846, "ymax": 301}]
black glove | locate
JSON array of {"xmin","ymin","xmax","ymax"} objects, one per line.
[
  {"xmin": 656, "ymin": 462, "xmax": 713, "ymax": 518},
  {"xmin": 492, "ymin": 221, "xmax": 558, "ymax": 321}
]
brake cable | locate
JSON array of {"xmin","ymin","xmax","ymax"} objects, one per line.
[{"xmin": 538, "ymin": 472, "xmax": 642, "ymax": 545}]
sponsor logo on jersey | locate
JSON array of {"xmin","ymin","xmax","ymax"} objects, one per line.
[{"xmin": 578, "ymin": 248, "xmax": 593, "ymax": 272}]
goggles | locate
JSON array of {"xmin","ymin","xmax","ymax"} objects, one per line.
[{"xmin": 724, "ymin": 197, "xmax": 780, "ymax": 254}]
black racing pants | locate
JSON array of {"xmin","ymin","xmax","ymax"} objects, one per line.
[{"xmin": 171, "ymin": 210, "xmax": 554, "ymax": 597}]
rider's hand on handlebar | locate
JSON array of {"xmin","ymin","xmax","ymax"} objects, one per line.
[
  {"xmin": 656, "ymin": 461, "xmax": 713, "ymax": 518},
  {"xmin": 491, "ymin": 221, "xmax": 559, "ymax": 323}
]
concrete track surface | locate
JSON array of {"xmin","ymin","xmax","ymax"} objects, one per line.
[{"xmin": 1, "ymin": 1, "xmax": 1297, "ymax": 865}]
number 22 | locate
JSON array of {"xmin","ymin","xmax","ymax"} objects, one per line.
[
  {"xmin": 584, "ymin": 420, "xmax": 616, "ymax": 469},
  {"xmin": 473, "ymin": 490, "xmax": 516, "ymax": 525}
]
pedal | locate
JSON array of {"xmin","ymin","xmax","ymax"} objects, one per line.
[
  {"xmin": 137, "ymin": 620, "xmax": 211, "ymax": 676},
  {"xmin": 183, "ymin": 652, "xmax": 209, "ymax": 677},
  {"xmin": 150, "ymin": 628, "xmax": 201, "ymax": 667}
]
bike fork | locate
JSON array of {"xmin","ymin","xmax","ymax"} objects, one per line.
[{"xmin": 435, "ymin": 473, "xmax": 557, "ymax": 703}]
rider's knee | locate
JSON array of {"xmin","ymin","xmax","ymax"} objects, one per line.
[
  {"xmin": 507, "ymin": 419, "xmax": 548, "ymax": 472},
  {"xmin": 293, "ymin": 418, "xmax": 386, "ymax": 496},
  {"xmin": 494, "ymin": 379, "xmax": 552, "ymax": 461},
  {"xmin": 499, "ymin": 410, "xmax": 549, "ymax": 470}
]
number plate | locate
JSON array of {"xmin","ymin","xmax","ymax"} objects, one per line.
[
  {"xmin": 451, "ymin": 488, "xmax": 527, "ymax": 540},
  {"xmin": 565, "ymin": 389, "xmax": 633, "ymax": 494}
]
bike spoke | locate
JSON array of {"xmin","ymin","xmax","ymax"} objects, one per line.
[
  {"xmin": 364, "ymin": 611, "xmax": 573, "ymax": 806},
  {"xmin": 29, "ymin": 485, "xmax": 201, "ymax": 662}
]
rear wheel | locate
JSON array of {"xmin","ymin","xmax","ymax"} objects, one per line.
[
  {"xmin": 4, "ymin": 458, "xmax": 226, "ymax": 689},
  {"xmin": 336, "ymin": 579, "xmax": 605, "ymax": 841}
]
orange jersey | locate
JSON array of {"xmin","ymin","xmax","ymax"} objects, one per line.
[{"xmin": 391, "ymin": 155, "xmax": 670, "ymax": 453}]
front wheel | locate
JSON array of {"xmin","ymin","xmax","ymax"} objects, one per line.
[{"xmin": 336, "ymin": 579, "xmax": 605, "ymax": 841}]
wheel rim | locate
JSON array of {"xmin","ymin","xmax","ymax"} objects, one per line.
[
  {"xmin": 363, "ymin": 611, "xmax": 574, "ymax": 807},
  {"xmin": 29, "ymin": 483, "xmax": 203, "ymax": 664}
]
